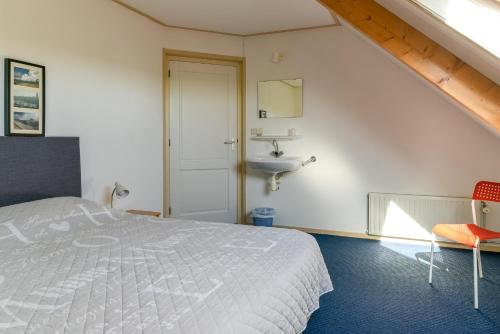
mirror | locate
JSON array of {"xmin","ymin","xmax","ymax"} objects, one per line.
[{"xmin": 258, "ymin": 79, "xmax": 303, "ymax": 118}]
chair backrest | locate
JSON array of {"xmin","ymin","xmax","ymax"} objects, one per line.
[{"xmin": 472, "ymin": 181, "xmax": 500, "ymax": 203}]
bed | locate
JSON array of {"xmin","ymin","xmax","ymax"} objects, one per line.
[{"xmin": 0, "ymin": 137, "xmax": 333, "ymax": 333}]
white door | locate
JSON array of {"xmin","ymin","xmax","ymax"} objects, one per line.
[{"xmin": 169, "ymin": 61, "xmax": 238, "ymax": 223}]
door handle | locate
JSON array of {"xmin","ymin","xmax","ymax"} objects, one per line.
[{"xmin": 224, "ymin": 138, "xmax": 236, "ymax": 151}]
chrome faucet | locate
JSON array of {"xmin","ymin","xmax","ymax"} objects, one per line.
[{"xmin": 271, "ymin": 139, "xmax": 284, "ymax": 157}]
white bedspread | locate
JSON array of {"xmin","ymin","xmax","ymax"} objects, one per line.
[{"xmin": 0, "ymin": 197, "xmax": 332, "ymax": 333}]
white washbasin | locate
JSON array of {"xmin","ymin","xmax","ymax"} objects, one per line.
[{"xmin": 247, "ymin": 155, "xmax": 302, "ymax": 174}]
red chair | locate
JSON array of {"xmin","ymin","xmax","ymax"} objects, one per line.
[{"xmin": 429, "ymin": 181, "xmax": 500, "ymax": 309}]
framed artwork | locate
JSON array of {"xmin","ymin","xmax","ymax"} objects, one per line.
[{"xmin": 4, "ymin": 59, "xmax": 45, "ymax": 136}]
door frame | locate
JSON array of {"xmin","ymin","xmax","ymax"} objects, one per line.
[{"xmin": 163, "ymin": 49, "xmax": 246, "ymax": 223}]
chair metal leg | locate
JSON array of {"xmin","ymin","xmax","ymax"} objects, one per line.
[
  {"xmin": 429, "ymin": 236, "xmax": 435, "ymax": 284},
  {"xmin": 473, "ymin": 247, "xmax": 479, "ymax": 309},
  {"xmin": 477, "ymin": 246, "xmax": 484, "ymax": 279}
]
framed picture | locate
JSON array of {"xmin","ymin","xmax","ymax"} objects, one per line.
[{"xmin": 4, "ymin": 59, "xmax": 45, "ymax": 136}]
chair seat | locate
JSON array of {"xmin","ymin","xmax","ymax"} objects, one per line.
[{"xmin": 432, "ymin": 224, "xmax": 500, "ymax": 248}]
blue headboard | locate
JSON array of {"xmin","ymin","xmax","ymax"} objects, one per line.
[{"xmin": 0, "ymin": 137, "xmax": 82, "ymax": 207}]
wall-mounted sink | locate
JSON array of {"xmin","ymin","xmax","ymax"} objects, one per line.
[
  {"xmin": 247, "ymin": 155, "xmax": 316, "ymax": 191},
  {"xmin": 247, "ymin": 155, "xmax": 302, "ymax": 174}
]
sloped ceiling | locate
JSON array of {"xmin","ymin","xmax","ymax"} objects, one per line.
[
  {"xmin": 319, "ymin": 0, "xmax": 500, "ymax": 134},
  {"xmin": 379, "ymin": 0, "xmax": 500, "ymax": 84}
]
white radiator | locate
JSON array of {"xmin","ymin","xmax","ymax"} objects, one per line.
[{"xmin": 368, "ymin": 193, "xmax": 477, "ymax": 241}]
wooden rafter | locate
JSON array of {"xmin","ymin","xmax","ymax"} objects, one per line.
[{"xmin": 319, "ymin": 0, "xmax": 500, "ymax": 133}]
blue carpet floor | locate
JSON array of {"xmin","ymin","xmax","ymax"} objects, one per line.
[{"xmin": 305, "ymin": 235, "xmax": 500, "ymax": 334}]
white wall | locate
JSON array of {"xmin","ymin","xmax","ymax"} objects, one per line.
[
  {"xmin": 0, "ymin": 0, "xmax": 243, "ymax": 211},
  {"xmin": 1, "ymin": 1, "xmax": 498, "ymax": 233},
  {"xmin": 244, "ymin": 27, "xmax": 500, "ymax": 233}
]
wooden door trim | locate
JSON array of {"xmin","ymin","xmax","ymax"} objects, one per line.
[{"xmin": 163, "ymin": 49, "xmax": 246, "ymax": 223}]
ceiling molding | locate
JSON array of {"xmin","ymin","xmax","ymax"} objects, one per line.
[
  {"xmin": 316, "ymin": 0, "xmax": 342, "ymax": 25},
  {"xmin": 319, "ymin": 0, "xmax": 500, "ymax": 134},
  {"xmin": 112, "ymin": 0, "xmax": 340, "ymax": 37},
  {"xmin": 329, "ymin": 10, "xmax": 342, "ymax": 26},
  {"xmin": 112, "ymin": 0, "xmax": 243, "ymax": 36},
  {"xmin": 244, "ymin": 24, "xmax": 339, "ymax": 37}
]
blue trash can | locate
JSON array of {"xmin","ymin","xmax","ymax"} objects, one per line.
[{"xmin": 252, "ymin": 207, "xmax": 275, "ymax": 227}]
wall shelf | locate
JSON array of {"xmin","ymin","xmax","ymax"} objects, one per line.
[{"xmin": 250, "ymin": 135, "xmax": 303, "ymax": 141}]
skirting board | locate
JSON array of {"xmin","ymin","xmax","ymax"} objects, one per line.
[{"xmin": 274, "ymin": 225, "xmax": 500, "ymax": 253}]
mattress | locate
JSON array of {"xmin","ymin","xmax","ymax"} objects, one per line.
[{"xmin": 0, "ymin": 197, "xmax": 333, "ymax": 333}]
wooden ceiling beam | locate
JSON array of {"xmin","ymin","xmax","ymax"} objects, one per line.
[{"xmin": 318, "ymin": 0, "xmax": 500, "ymax": 134}]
